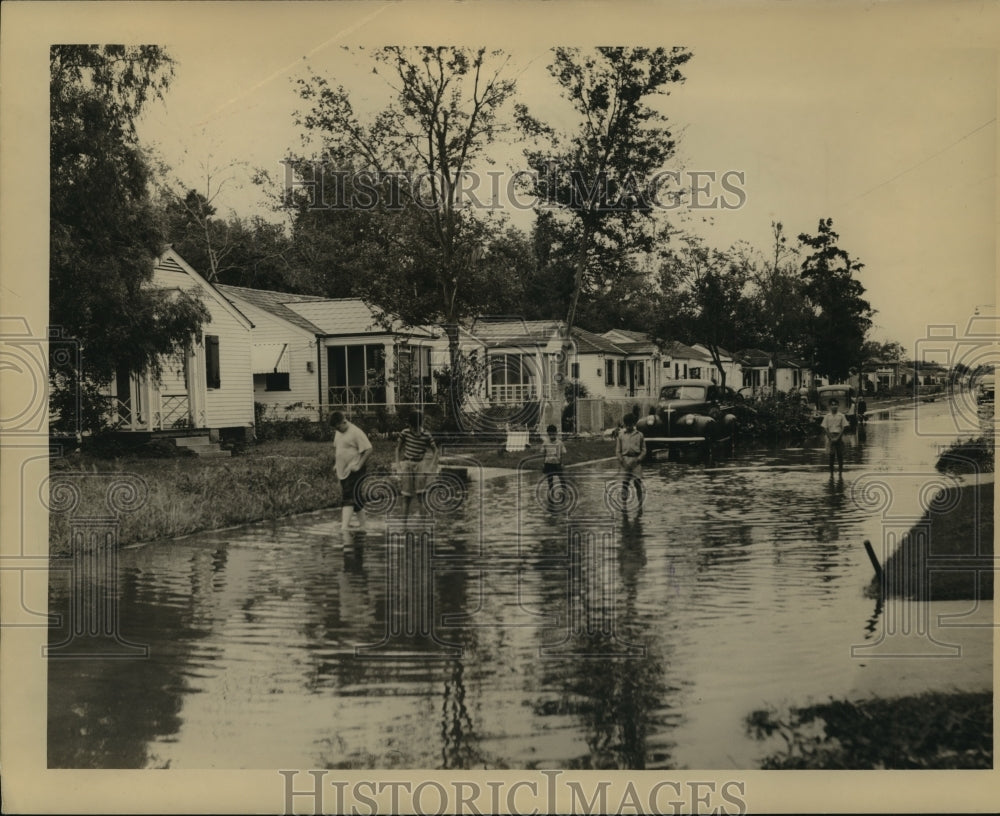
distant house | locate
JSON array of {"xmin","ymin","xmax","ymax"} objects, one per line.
[
  {"xmin": 691, "ymin": 344, "xmax": 743, "ymax": 387},
  {"xmin": 218, "ymin": 286, "xmax": 443, "ymax": 419},
  {"xmin": 107, "ymin": 248, "xmax": 255, "ymax": 438},
  {"xmin": 599, "ymin": 329, "xmax": 662, "ymax": 399},
  {"xmin": 659, "ymin": 340, "xmax": 712, "ymax": 383},
  {"xmin": 461, "ymin": 317, "xmax": 564, "ymax": 405},
  {"xmin": 855, "ymin": 357, "xmax": 901, "ymax": 393},
  {"xmin": 737, "ymin": 348, "xmax": 812, "ymax": 394}
]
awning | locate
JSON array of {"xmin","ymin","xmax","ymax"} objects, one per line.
[{"xmin": 252, "ymin": 343, "xmax": 289, "ymax": 374}]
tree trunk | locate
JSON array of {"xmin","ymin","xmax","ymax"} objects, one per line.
[
  {"xmin": 554, "ymin": 223, "xmax": 593, "ymax": 434},
  {"xmin": 444, "ymin": 322, "xmax": 462, "ymax": 425}
]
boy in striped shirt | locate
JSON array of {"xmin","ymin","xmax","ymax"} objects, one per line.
[{"xmin": 395, "ymin": 411, "xmax": 438, "ymax": 517}]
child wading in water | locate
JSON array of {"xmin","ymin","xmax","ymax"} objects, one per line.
[
  {"xmin": 541, "ymin": 424, "xmax": 566, "ymax": 500},
  {"xmin": 395, "ymin": 411, "xmax": 438, "ymax": 518},
  {"xmin": 617, "ymin": 413, "xmax": 646, "ymax": 507}
]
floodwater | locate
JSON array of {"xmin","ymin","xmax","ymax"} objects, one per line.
[{"xmin": 48, "ymin": 397, "xmax": 993, "ymax": 769}]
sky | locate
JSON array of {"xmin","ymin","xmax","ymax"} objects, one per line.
[{"xmin": 121, "ymin": 4, "xmax": 997, "ymax": 357}]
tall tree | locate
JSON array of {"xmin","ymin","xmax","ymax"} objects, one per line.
[
  {"xmin": 50, "ymin": 45, "xmax": 208, "ymax": 433},
  {"xmin": 294, "ymin": 47, "xmax": 518, "ymax": 416},
  {"xmin": 798, "ymin": 218, "xmax": 874, "ymax": 382},
  {"xmin": 654, "ymin": 236, "xmax": 754, "ymax": 387},
  {"xmin": 738, "ymin": 222, "xmax": 813, "ymax": 359},
  {"xmin": 516, "ymin": 46, "xmax": 692, "ymax": 422}
]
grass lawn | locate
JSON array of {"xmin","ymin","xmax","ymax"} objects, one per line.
[
  {"xmin": 747, "ymin": 691, "xmax": 991, "ymax": 769},
  {"xmin": 48, "ymin": 435, "xmax": 617, "ymax": 549},
  {"xmin": 874, "ymin": 481, "xmax": 994, "ymax": 601}
]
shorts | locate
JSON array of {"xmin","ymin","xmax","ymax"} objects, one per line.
[
  {"xmin": 340, "ymin": 466, "xmax": 367, "ymax": 511},
  {"xmin": 543, "ymin": 462, "xmax": 563, "ymax": 480},
  {"xmin": 620, "ymin": 454, "xmax": 643, "ymax": 479},
  {"xmin": 398, "ymin": 458, "xmax": 433, "ymax": 497}
]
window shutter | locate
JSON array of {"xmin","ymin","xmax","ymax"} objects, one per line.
[{"xmin": 205, "ymin": 335, "xmax": 221, "ymax": 389}]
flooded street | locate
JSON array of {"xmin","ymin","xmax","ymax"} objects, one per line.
[{"xmin": 48, "ymin": 397, "xmax": 993, "ymax": 769}]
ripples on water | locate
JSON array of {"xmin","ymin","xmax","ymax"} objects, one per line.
[{"xmin": 48, "ymin": 400, "xmax": 992, "ymax": 769}]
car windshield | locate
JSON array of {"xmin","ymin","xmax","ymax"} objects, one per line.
[
  {"xmin": 660, "ymin": 385, "xmax": 706, "ymax": 401},
  {"xmin": 820, "ymin": 390, "xmax": 850, "ymax": 407}
]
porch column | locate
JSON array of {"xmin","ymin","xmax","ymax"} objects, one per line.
[
  {"xmin": 143, "ymin": 370, "xmax": 155, "ymax": 431},
  {"xmin": 383, "ymin": 341, "xmax": 396, "ymax": 410},
  {"xmin": 187, "ymin": 343, "xmax": 203, "ymax": 428}
]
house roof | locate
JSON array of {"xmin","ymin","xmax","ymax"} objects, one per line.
[
  {"xmin": 572, "ymin": 327, "xmax": 626, "ymax": 355},
  {"xmin": 661, "ymin": 340, "xmax": 711, "ymax": 361},
  {"xmin": 616, "ymin": 339, "xmax": 659, "ymax": 354},
  {"xmin": 467, "ymin": 318, "xmax": 563, "ymax": 348},
  {"xmin": 603, "ymin": 328, "xmax": 649, "ymax": 342},
  {"xmin": 217, "ymin": 284, "xmax": 326, "ymax": 335},
  {"xmin": 218, "ymin": 286, "xmax": 437, "ymax": 338},
  {"xmin": 736, "ymin": 348, "xmax": 808, "ymax": 369}
]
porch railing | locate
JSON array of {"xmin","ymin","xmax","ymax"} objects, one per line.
[
  {"xmin": 489, "ymin": 383, "xmax": 537, "ymax": 403},
  {"xmin": 328, "ymin": 385, "xmax": 388, "ymax": 410}
]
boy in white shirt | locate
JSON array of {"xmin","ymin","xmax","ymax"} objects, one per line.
[{"xmin": 332, "ymin": 411, "xmax": 373, "ymax": 534}]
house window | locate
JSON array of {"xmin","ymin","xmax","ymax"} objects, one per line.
[
  {"xmin": 265, "ymin": 372, "xmax": 290, "ymax": 391},
  {"xmin": 328, "ymin": 344, "xmax": 387, "ymax": 407},
  {"xmin": 489, "ymin": 353, "xmax": 535, "ymax": 402},
  {"xmin": 617, "ymin": 360, "xmax": 627, "ymax": 386},
  {"xmin": 637, "ymin": 364, "xmax": 645, "ymax": 386},
  {"xmin": 690, "ymin": 366, "xmax": 701, "ymax": 379},
  {"xmin": 205, "ymin": 335, "xmax": 221, "ymax": 389},
  {"xmin": 571, "ymin": 362, "xmax": 580, "ymax": 379},
  {"xmin": 606, "ymin": 364, "xmax": 614, "ymax": 386}
]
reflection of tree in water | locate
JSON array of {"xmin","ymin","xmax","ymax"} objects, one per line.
[
  {"xmin": 531, "ymin": 514, "xmax": 675, "ymax": 769},
  {"xmin": 300, "ymin": 529, "xmax": 497, "ymax": 768},
  {"xmin": 47, "ymin": 556, "xmax": 209, "ymax": 768}
]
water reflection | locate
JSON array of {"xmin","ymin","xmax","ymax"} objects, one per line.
[{"xmin": 47, "ymin": 399, "xmax": 987, "ymax": 769}]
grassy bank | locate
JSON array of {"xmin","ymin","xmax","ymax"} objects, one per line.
[
  {"xmin": 48, "ymin": 436, "xmax": 614, "ymax": 549},
  {"xmin": 747, "ymin": 691, "xmax": 991, "ymax": 769},
  {"xmin": 49, "ymin": 440, "xmax": 385, "ymax": 550},
  {"xmin": 870, "ymin": 479, "xmax": 993, "ymax": 602}
]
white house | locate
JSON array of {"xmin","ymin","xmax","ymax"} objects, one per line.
[
  {"xmin": 737, "ymin": 348, "xmax": 812, "ymax": 394},
  {"xmin": 218, "ymin": 286, "xmax": 443, "ymax": 420},
  {"xmin": 660, "ymin": 340, "xmax": 712, "ymax": 383},
  {"xmin": 691, "ymin": 344, "xmax": 743, "ymax": 387},
  {"xmin": 107, "ymin": 248, "xmax": 256, "ymax": 439},
  {"xmin": 599, "ymin": 329, "xmax": 662, "ymax": 400}
]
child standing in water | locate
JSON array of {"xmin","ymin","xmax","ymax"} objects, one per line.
[
  {"xmin": 395, "ymin": 410, "xmax": 438, "ymax": 518},
  {"xmin": 541, "ymin": 424, "xmax": 566, "ymax": 499},
  {"xmin": 617, "ymin": 413, "xmax": 646, "ymax": 506}
]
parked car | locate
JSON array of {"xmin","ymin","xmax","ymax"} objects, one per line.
[
  {"xmin": 976, "ymin": 375, "xmax": 994, "ymax": 405},
  {"xmin": 812, "ymin": 385, "xmax": 858, "ymax": 429},
  {"xmin": 639, "ymin": 379, "xmax": 743, "ymax": 452}
]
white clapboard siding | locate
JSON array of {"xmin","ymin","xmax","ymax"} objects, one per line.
[
  {"xmin": 223, "ymin": 296, "xmax": 320, "ymax": 416},
  {"xmin": 152, "ymin": 251, "xmax": 254, "ymax": 429}
]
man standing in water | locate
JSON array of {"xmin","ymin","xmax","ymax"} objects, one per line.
[
  {"xmin": 821, "ymin": 398, "xmax": 849, "ymax": 477},
  {"xmin": 331, "ymin": 410, "xmax": 373, "ymax": 535}
]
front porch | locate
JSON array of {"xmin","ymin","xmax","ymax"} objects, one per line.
[{"xmin": 108, "ymin": 349, "xmax": 206, "ymax": 432}]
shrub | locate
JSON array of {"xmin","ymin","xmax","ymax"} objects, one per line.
[
  {"xmin": 936, "ymin": 435, "xmax": 995, "ymax": 474},
  {"xmin": 740, "ymin": 391, "xmax": 817, "ymax": 442}
]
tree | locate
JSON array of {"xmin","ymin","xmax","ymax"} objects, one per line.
[
  {"xmin": 516, "ymin": 46, "xmax": 692, "ymax": 422},
  {"xmin": 654, "ymin": 236, "xmax": 755, "ymax": 387},
  {"xmin": 798, "ymin": 218, "xmax": 874, "ymax": 382},
  {"xmin": 294, "ymin": 47, "xmax": 518, "ymax": 417},
  {"xmin": 741, "ymin": 222, "xmax": 813, "ymax": 360},
  {"xmin": 50, "ymin": 45, "xmax": 209, "ymax": 434}
]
